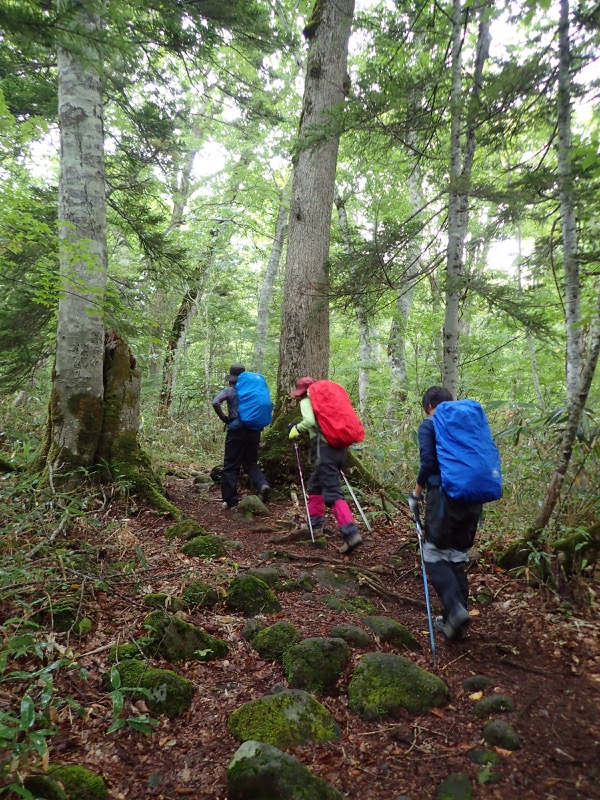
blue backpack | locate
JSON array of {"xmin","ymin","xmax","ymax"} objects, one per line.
[
  {"xmin": 236, "ymin": 372, "xmax": 273, "ymax": 431},
  {"xmin": 432, "ymin": 399, "xmax": 502, "ymax": 504}
]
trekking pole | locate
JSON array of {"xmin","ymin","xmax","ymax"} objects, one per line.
[
  {"xmin": 340, "ymin": 471, "xmax": 372, "ymax": 532},
  {"xmin": 293, "ymin": 442, "xmax": 315, "ymax": 544},
  {"xmin": 414, "ymin": 509, "xmax": 437, "ymax": 665}
]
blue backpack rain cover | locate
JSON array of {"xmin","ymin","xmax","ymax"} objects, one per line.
[
  {"xmin": 235, "ymin": 371, "xmax": 273, "ymax": 431},
  {"xmin": 432, "ymin": 399, "xmax": 502, "ymax": 504}
]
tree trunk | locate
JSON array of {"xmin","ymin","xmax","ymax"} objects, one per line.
[
  {"xmin": 557, "ymin": 0, "xmax": 582, "ymax": 404},
  {"xmin": 530, "ymin": 288, "xmax": 600, "ymax": 535},
  {"xmin": 253, "ymin": 176, "xmax": 291, "ymax": 373},
  {"xmin": 442, "ymin": 2, "xmax": 491, "ymax": 397},
  {"xmin": 51, "ymin": 0, "xmax": 107, "ymax": 470},
  {"xmin": 276, "ymin": 0, "xmax": 355, "ymax": 405}
]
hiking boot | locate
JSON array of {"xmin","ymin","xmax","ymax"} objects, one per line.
[
  {"xmin": 338, "ymin": 532, "xmax": 363, "ymax": 554},
  {"xmin": 448, "ymin": 606, "xmax": 471, "ymax": 634},
  {"xmin": 259, "ymin": 484, "xmax": 271, "ymax": 503},
  {"xmin": 222, "ymin": 501, "xmax": 238, "ymax": 510},
  {"xmin": 300, "ymin": 523, "xmax": 324, "ymax": 537},
  {"xmin": 434, "ymin": 616, "xmax": 456, "ymax": 640}
]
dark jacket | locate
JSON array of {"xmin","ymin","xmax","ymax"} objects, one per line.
[{"xmin": 211, "ymin": 386, "xmax": 242, "ymax": 430}]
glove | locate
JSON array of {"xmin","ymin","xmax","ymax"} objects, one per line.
[
  {"xmin": 288, "ymin": 424, "xmax": 300, "ymax": 440},
  {"xmin": 408, "ymin": 492, "xmax": 423, "ymax": 516}
]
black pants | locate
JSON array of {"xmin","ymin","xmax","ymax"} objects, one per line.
[
  {"xmin": 221, "ymin": 427, "xmax": 267, "ymax": 507},
  {"xmin": 306, "ymin": 438, "xmax": 346, "ymax": 506},
  {"xmin": 426, "ymin": 560, "xmax": 469, "ymax": 625}
]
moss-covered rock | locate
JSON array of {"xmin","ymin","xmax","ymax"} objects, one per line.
[
  {"xmin": 31, "ymin": 765, "xmax": 109, "ymax": 800},
  {"xmin": 283, "ymin": 637, "xmax": 350, "ymax": 694},
  {"xmin": 321, "ymin": 594, "xmax": 377, "ymax": 615},
  {"xmin": 463, "ymin": 675, "xmax": 494, "ymax": 692},
  {"xmin": 473, "ymin": 694, "xmax": 514, "ymax": 718},
  {"xmin": 144, "ymin": 610, "xmax": 228, "ymax": 662},
  {"xmin": 181, "ymin": 534, "xmax": 228, "ymax": 559},
  {"xmin": 227, "ymin": 689, "xmax": 341, "ymax": 748},
  {"xmin": 348, "ymin": 652, "xmax": 449, "ymax": 719},
  {"xmin": 238, "ymin": 495, "xmax": 270, "ymax": 516},
  {"xmin": 225, "ymin": 574, "xmax": 281, "ymax": 615},
  {"xmin": 482, "ymin": 719, "xmax": 521, "ymax": 750},
  {"xmin": 143, "ymin": 593, "xmax": 185, "ymax": 611},
  {"xmin": 108, "ymin": 658, "xmax": 194, "ymax": 718},
  {"xmin": 330, "ymin": 624, "xmax": 371, "ymax": 648},
  {"xmin": 468, "ymin": 748, "xmax": 500, "ymax": 766},
  {"xmin": 165, "ymin": 520, "xmax": 208, "ymax": 541},
  {"xmin": 437, "ymin": 772, "xmax": 472, "ymax": 800},
  {"xmin": 35, "ymin": 595, "xmax": 80, "ymax": 632},
  {"xmin": 240, "ymin": 618, "xmax": 263, "ymax": 642},
  {"xmin": 252, "ymin": 621, "xmax": 301, "ymax": 661},
  {"xmin": 362, "ymin": 615, "xmax": 422, "ymax": 651},
  {"xmin": 227, "ymin": 740, "xmax": 345, "ymax": 800},
  {"xmin": 245, "ymin": 565, "xmax": 309, "ymax": 591},
  {"xmin": 182, "ymin": 580, "xmax": 219, "ymax": 609},
  {"xmin": 107, "ymin": 642, "xmax": 146, "ymax": 664}
]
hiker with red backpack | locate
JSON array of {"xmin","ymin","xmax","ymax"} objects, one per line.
[
  {"xmin": 288, "ymin": 377, "xmax": 363, "ymax": 554},
  {"xmin": 409, "ymin": 386, "xmax": 502, "ymax": 641},
  {"xmin": 211, "ymin": 364, "xmax": 272, "ymax": 510}
]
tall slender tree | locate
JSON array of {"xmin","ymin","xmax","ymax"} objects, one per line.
[{"xmin": 276, "ymin": 0, "xmax": 355, "ymax": 403}]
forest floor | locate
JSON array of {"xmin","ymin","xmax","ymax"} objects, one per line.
[{"xmin": 8, "ymin": 475, "xmax": 599, "ymax": 800}]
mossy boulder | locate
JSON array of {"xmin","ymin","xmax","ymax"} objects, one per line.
[
  {"xmin": 246, "ymin": 565, "xmax": 312, "ymax": 592},
  {"xmin": 238, "ymin": 495, "xmax": 271, "ymax": 516},
  {"xmin": 181, "ymin": 534, "xmax": 228, "ymax": 559},
  {"xmin": 348, "ymin": 652, "xmax": 449, "ymax": 719},
  {"xmin": 144, "ymin": 610, "xmax": 228, "ymax": 662},
  {"xmin": 107, "ymin": 642, "xmax": 146, "ymax": 664},
  {"xmin": 463, "ymin": 675, "xmax": 494, "ymax": 692},
  {"xmin": 35, "ymin": 596, "xmax": 80, "ymax": 632},
  {"xmin": 227, "ymin": 689, "xmax": 341, "ymax": 748},
  {"xmin": 473, "ymin": 694, "xmax": 514, "ymax": 718},
  {"xmin": 330, "ymin": 624, "xmax": 371, "ymax": 648},
  {"xmin": 321, "ymin": 594, "xmax": 377, "ymax": 615},
  {"xmin": 362, "ymin": 615, "xmax": 422, "ymax": 651},
  {"xmin": 25, "ymin": 765, "xmax": 109, "ymax": 800},
  {"xmin": 182, "ymin": 579, "xmax": 219, "ymax": 609},
  {"xmin": 252, "ymin": 621, "xmax": 301, "ymax": 661},
  {"xmin": 165, "ymin": 520, "xmax": 208, "ymax": 541},
  {"xmin": 225, "ymin": 575, "xmax": 281, "ymax": 615},
  {"xmin": 437, "ymin": 772, "xmax": 472, "ymax": 800},
  {"xmin": 143, "ymin": 593, "xmax": 185, "ymax": 612},
  {"xmin": 227, "ymin": 740, "xmax": 345, "ymax": 800},
  {"xmin": 108, "ymin": 658, "xmax": 194, "ymax": 718},
  {"xmin": 482, "ymin": 719, "xmax": 521, "ymax": 750},
  {"xmin": 283, "ymin": 637, "xmax": 350, "ymax": 694}
]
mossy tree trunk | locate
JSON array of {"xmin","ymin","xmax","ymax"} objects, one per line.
[{"xmin": 44, "ymin": 333, "xmax": 177, "ymax": 515}]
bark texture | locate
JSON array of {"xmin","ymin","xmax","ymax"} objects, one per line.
[
  {"xmin": 52, "ymin": 0, "xmax": 107, "ymax": 470},
  {"xmin": 442, "ymin": 1, "xmax": 491, "ymax": 397},
  {"xmin": 276, "ymin": 0, "xmax": 355, "ymax": 404}
]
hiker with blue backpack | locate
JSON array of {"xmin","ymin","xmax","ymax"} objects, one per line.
[
  {"xmin": 211, "ymin": 364, "xmax": 272, "ymax": 510},
  {"xmin": 288, "ymin": 376, "xmax": 363, "ymax": 555},
  {"xmin": 409, "ymin": 386, "xmax": 502, "ymax": 641}
]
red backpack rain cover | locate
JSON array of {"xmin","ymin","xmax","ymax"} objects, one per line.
[{"xmin": 308, "ymin": 380, "xmax": 365, "ymax": 448}]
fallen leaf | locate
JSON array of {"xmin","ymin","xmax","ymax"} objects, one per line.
[
  {"xmin": 469, "ymin": 691, "xmax": 483, "ymax": 700},
  {"xmin": 494, "ymin": 747, "xmax": 513, "ymax": 757},
  {"xmin": 470, "ymin": 608, "xmax": 480, "ymax": 616}
]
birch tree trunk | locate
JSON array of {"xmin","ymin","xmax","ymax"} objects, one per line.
[
  {"xmin": 276, "ymin": 0, "xmax": 355, "ymax": 401},
  {"xmin": 442, "ymin": 1, "xmax": 491, "ymax": 397},
  {"xmin": 51, "ymin": 0, "xmax": 107, "ymax": 470},
  {"xmin": 253, "ymin": 176, "xmax": 291, "ymax": 373},
  {"xmin": 557, "ymin": 0, "xmax": 582, "ymax": 404}
]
